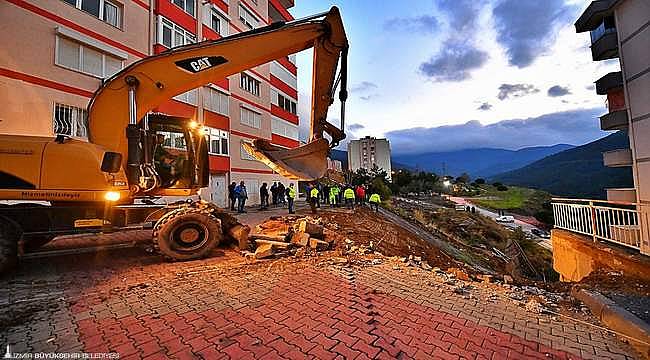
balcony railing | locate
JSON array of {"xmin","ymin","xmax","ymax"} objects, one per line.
[{"xmin": 552, "ymin": 198, "xmax": 641, "ymax": 250}]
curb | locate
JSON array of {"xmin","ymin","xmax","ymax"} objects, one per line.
[{"xmin": 572, "ymin": 287, "xmax": 650, "ymax": 359}]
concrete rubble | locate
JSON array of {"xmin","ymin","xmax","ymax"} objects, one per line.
[{"xmin": 243, "ymin": 216, "xmax": 334, "ymax": 261}]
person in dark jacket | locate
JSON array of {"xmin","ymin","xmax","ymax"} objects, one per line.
[
  {"xmin": 270, "ymin": 182, "xmax": 278, "ymax": 206},
  {"xmin": 260, "ymin": 183, "xmax": 269, "ymax": 210},
  {"xmin": 228, "ymin": 182, "xmax": 237, "ymax": 211},
  {"xmin": 235, "ymin": 181, "xmax": 247, "ymax": 213},
  {"xmin": 277, "ymin": 183, "xmax": 286, "ymax": 205}
]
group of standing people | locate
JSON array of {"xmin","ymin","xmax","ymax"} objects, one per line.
[
  {"xmin": 229, "ymin": 180, "xmax": 381, "ymax": 215},
  {"xmin": 228, "ymin": 181, "xmax": 297, "ymax": 214},
  {"xmin": 228, "ymin": 181, "xmax": 248, "ymax": 213},
  {"xmin": 307, "ymin": 183, "xmax": 382, "ymax": 212}
]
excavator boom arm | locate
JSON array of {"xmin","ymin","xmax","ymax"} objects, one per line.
[{"xmin": 87, "ymin": 7, "xmax": 348, "ymax": 181}]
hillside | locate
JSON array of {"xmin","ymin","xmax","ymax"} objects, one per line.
[
  {"xmin": 391, "ymin": 144, "xmax": 574, "ymax": 178},
  {"xmin": 491, "ymin": 131, "xmax": 633, "ymax": 199}
]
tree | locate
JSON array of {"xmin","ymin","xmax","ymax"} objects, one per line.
[
  {"xmin": 497, "ymin": 185, "xmax": 508, "ymax": 191},
  {"xmin": 371, "ymin": 177, "xmax": 392, "ymax": 200},
  {"xmin": 475, "ymin": 178, "xmax": 486, "ymax": 184},
  {"xmin": 455, "ymin": 173, "xmax": 470, "ymax": 184}
]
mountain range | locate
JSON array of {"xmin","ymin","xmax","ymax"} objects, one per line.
[
  {"xmin": 391, "ymin": 144, "xmax": 574, "ymax": 178},
  {"xmin": 491, "ymin": 131, "xmax": 633, "ymax": 199}
]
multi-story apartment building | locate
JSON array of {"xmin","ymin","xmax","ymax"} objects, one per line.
[
  {"xmin": 348, "ymin": 137, "xmax": 392, "ymax": 181},
  {"xmin": 552, "ymin": 0, "xmax": 649, "ymax": 257},
  {"xmin": 1, "ymin": 0, "xmax": 300, "ymax": 207}
]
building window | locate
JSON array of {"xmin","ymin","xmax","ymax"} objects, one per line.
[
  {"xmin": 240, "ymin": 140, "xmax": 257, "ymax": 160},
  {"xmin": 56, "ymin": 36, "xmax": 123, "ymax": 78},
  {"xmin": 173, "ymin": 88, "xmax": 198, "ymax": 105},
  {"xmin": 206, "ymin": 128, "xmax": 229, "ymax": 156},
  {"xmin": 172, "ymin": 0, "xmax": 195, "ymax": 17},
  {"xmin": 159, "ymin": 17, "xmax": 196, "ymax": 48},
  {"xmin": 240, "ymin": 107, "xmax": 261, "ymax": 129},
  {"xmin": 277, "ymin": 93, "xmax": 297, "ymax": 114},
  {"xmin": 61, "ymin": 0, "xmax": 122, "ymax": 28},
  {"xmin": 205, "ymin": 87, "xmax": 229, "ymax": 115},
  {"xmin": 240, "ymin": 73, "xmax": 260, "ymax": 96},
  {"xmin": 238, "ymin": 3, "xmax": 259, "ymax": 30},
  {"xmin": 271, "ymin": 117, "xmax": 299, "ymax": 140},
  {"xmin": 53, "ymin": 103, "xmax": 88, "ymax": 139}
]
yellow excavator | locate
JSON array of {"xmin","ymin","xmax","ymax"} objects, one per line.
[{"xmin": 0, "ymin": 7, "xmax": 348, "ymax": 271}]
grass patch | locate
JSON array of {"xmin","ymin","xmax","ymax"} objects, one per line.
[{"xmin": 472, "ymin": 185, "xmax": 537, "ymax": 210}]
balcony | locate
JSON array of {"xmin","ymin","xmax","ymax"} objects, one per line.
[
  {"xmin": 600, "ymin": 110, "xmax": 628, "ymax": 130},
  {"xmin": 607, "ymin": 188, "xmax": 637, "ymax": 203},
  {"xmin": 575, "ymin": 0, "xmax": 617, "ymax": 32},
  {"xmin": 595, "ymin": 71, "xmax": 623, "ymax": 95},
  {"xmin": 552, "ymin": 198, "xmax": 640, "ymax": 250},
  {"xmin": 603, "ymin": 148, "xmax": 632, "ymax": 167},
  {"xmin": 591, "ymin": 31, "xmax": 619, "ymax": 61}
]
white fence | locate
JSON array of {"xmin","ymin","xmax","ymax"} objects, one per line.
[{"xmin": 552, "ymin": 198, "xmax": 641, "ymax": 250}]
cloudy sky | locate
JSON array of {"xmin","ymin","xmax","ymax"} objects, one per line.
[{"xmin": 290, "ymin": 0, "xmax": 619, "ymax": 155}]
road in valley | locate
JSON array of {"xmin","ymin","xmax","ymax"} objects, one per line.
[{"xmin": 447, "ymin": 196, "xmax": 553, "ymax": 251}]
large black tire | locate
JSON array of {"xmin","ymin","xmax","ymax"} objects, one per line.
[
  {"xmin": 153, "ymin": 209, "xmax": 222, "ymax": 261},
  {"xmin": 0, "ymin": 217, "xmax": 21, "ymax": 274}
]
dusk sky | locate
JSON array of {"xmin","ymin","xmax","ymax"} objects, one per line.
[{"xmin": 290, "ymin": 0, "xmax": 619, "ymax": 154}]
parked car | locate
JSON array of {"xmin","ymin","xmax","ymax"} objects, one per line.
[
  {"xmin": 495, "ymin": 215, "xmax": 515, "ymax": 223},
  {"xmin": 531, "ymin": 228, "xmax": 550, "ymax": 238}
]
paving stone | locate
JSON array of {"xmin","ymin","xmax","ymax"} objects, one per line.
[{"xmin": 0, "ymin": 247, "xmax": 640, "ymax": 360}]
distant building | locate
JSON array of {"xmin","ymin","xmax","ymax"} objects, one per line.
[
  {"xmin": 552, "ymin": 0, "xmax": 650, "ymax": 257},
  {"xmin": 348, "ymin": 136, "xmax": 392, "ymax": 181}
]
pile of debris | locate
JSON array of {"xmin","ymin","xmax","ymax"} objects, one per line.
[{"xmin": 242, "ymin": 216, "xmax": 333, "ymax": 261}]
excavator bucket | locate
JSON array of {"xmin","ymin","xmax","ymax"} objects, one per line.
[{"xmin": 242, "ymin": 139, "xmax": 330, "ymax": 180}]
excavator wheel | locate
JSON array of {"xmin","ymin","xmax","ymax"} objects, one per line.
[
  {"xmin": 0, "ymin": 216, "xmax": 22, "ymax": 274},
  {"xmin": 153, "ymin": 209, "xmax": 222, "ymax": 261}
]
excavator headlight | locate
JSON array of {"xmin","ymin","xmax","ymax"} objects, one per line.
[{"xmin": 105, "ymin": 191, "xmax": 121, "ymax": 202}]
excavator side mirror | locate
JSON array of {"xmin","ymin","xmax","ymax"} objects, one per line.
[{"xmin": 101, "ymin": 152, "xmax": 122, "ymax": 173}]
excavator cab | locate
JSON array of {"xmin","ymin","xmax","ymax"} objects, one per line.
[{"xmin": 144, "ymin": 114, "xmax": 209, "ymax": 194}]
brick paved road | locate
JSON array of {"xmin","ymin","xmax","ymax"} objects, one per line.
[{"xmin": 0, "ymin": 246, "xmax": 638, "ymax": 359}]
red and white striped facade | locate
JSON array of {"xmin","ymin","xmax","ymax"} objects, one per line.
[{"xmin": 1, "ymin": 0, "xmax": 300, "ymax": 207}]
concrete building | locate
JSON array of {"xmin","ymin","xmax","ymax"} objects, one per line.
[
  {"xmin": 0, "ymin": 0, "xmax": 299, "ymax": 207},
  {"xmin": 551, "ymin": 0, "xmax": 649, "ymax": 270},
  {"xmin": 348, "ymin": 137, "xmax": 392, "ymax": 181}
]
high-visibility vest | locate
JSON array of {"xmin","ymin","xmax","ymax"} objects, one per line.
[
  {"xmin": 310, "ymin": 188, "xmax": 319, "ymax": 198},
  {"xmin": 288, "ymin": 187, "xmax": 296, "ymax": 199},
  {"xmin": 344, "ymin": 188, "xmax": 355, "ymax": 199},
  {"xmin": 369, "ymin": 194, "xmax": 381, "ymax": 203}
]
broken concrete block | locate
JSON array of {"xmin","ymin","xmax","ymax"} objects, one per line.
[
  {"xmin": 309, "ymin": 238, "xmax": 329, "ymax": 250},
  {"xmin": 503, "ymin": 275, "xmax": 514, "ymax": 284},
  {"xmin": 298, "ymin": 220, "xmax": 324, "ymax": 239},
  {"xmin": 228, "ymin": 224, "xmax": 251, "ymax": 250},
  {"xmin": 255, "ymin": 243, "xmax": 274, "ymax": 259},
  {"xmin": 290, "ymin": 232, "xmax": 310, "ymax": 247},
  {"xmin": 254, "ymin": 239, "xmax": 290, "ymax": 249}
]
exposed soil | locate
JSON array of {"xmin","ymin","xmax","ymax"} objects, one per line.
[{"xmin": 578, "ymin": 270, "xmax": 650, "ymax": 324}]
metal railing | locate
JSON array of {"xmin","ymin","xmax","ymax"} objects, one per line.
[{"xmin": 552, "ymin": 198, "xmax": 641, "ymax": 250}]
